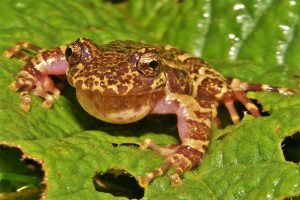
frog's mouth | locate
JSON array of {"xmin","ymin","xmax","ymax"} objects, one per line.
[{"xmin": 75, "ymin": 89, "xmax": 161, "ymax": 124}]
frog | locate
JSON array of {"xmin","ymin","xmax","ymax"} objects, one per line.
[{"xmin": 4, "ymin": 38, "xmax": 295, "ymax": 187}]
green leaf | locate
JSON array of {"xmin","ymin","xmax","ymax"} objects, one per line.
[{"xmin": 0, "ymin": 0, "xmax": 300, "ymax": 199}]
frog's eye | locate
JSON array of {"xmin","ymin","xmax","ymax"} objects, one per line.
[
  {"xmin": 65, "ymin": 47, "xmax": 73, "ymax": 57},
  {"xmin": 65, "ymin": 43, "xmax": 82, "ymax": 65},
  {"xmin": 137, "ymin": 52, "xmax": 162, "ymax": 77}
]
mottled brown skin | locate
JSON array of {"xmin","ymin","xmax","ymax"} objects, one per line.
[{"xmin": 4, "ymin": 38, "xmax": 295, "ymax": 187}]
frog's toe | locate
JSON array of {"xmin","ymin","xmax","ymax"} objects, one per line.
[
  {"xmin": 139, "ymin": 139, "xmax": 203, "ymax": 186},
  {"xmin": 139, "ymin": 157, "xmax": 172, "ymax": 187},
  {"xmin": 20, "ymin": 91, "xmax": 32, "ymax": 111},
  {"xmin": 9, "ymin": 81, "xmax": 20, "ymax": 92},
  {"xmin": 223, "ymin": 98, "xmax": 240, "ymax": 124},
  {"xmin": 139, "ymin": 152, "xmax": 192, "ymax": 187},
  {"xmin": 41, "ymin": 95, "xmax": 54, "ymax": 109},
  {"xmin": 11, "ymin": 69, "xmax": 61, "ymax": 111},
  {"xmin": 140, "ymin": 138, "xmax": 175, "ymax": 157},
  {"xmin": 32, "ymin": 85, "xmax": 60, "ymax": 109},
  {"xmin": 170, "ymin": 168, "xmax": 184, "ymax": 185},
  {"xmin": 10, "ymin": 73, "xmax": 35, "ymax": 111}
]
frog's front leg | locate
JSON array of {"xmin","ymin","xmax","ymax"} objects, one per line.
[
  {"xmin": 4, "ymin": 43, "xmax": 68, "ymax": 111},
  {"xmin": 140, "ymin": 93, "xmax": 211, "ymax": 186}
]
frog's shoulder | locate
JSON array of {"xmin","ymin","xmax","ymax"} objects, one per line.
[{"xmin": 160, "ymin": 43, "xmax": 210, "ymax": 70}]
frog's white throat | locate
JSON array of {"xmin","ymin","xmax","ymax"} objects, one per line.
[{"xmin": 76, "ymin": 89, "xmax": 157, "ymax": 124}]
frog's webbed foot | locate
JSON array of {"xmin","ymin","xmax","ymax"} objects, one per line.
[
  {"xmin": 220, "ymin": 89, "xmax": 263, "ymax": 124},
  {"xmin": 140, "ymin": 139, "xmax": 203, "ymax": 187},
  {"xmin": 4, "ymin": 42, "xmax": 64, "ymax": 111},
  {"xmin": 221, "ymin": 91, "xmax": 260, "ymax": 124},
  {"xmin": 9, "ymin": 67, "xmax": 60, "ymax": 111},
  {"xmin": 219, "ymin": 78, "xmax": 296, "ymax": 124}
]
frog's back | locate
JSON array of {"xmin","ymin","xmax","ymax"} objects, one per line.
[
  {"xmin": 97, "ymin": 40, "xmax": 163, "ymax": 55},
  {"xmin": 159, "ymin": 45, "xmax": 229, "ymax": 100}
]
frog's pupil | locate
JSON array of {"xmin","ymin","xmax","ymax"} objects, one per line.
[
  {"xmin": 65, "ymin": 47, "xmax": 73, "ymax": 57},
  {"xmin": 149, "ymin": 60, "xmax": 159, "ymax": 69}
]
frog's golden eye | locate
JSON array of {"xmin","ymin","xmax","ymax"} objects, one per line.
[
  {"xmin": 137, "ymin": 52, "xmax": 162, "ymax": 77},
  {"xmin": 65, "ymin": 43, "xmax": 82, "ymax": 65}
]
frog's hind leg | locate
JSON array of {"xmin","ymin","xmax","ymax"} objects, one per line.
[
  {"xmin": 223, "ymin": 78, "xmax": 296, "ymax": 123},
  {"xmin": 233, "ymin": 79, "xmax": 296, "ymax": 95},
  {"xmin": 139, "ymin": 93, "xmax": 211, "ymax": 187},
  {"xmin": 140, "ymin": 139, "xmax": 176, "ymax": 157},
  {"xmin": 4, "ymin": 42, "xmax": 43, "ymax": 62},
  {"xmin": 220, "ymin": 91, "xmax": 261, "ymax": 124},
  {"xmin": 223, "ymin": 99, "xmax": 240, "ymax": 124},
  {"xmin": 233, "ymin": 90, "xmax": 260, "ymax": 117}
]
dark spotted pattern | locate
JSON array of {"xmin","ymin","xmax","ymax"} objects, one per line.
[
  {"xmin": 165, "ymin": 67, "xmax": 192, "ymax": 94},
  {"xmin": 186, "ymin": 121, "xmax": 210, "ymax": 140},
  {"xmin": 66, "ymin": 38, "xmax": 167, "ymax": 96},
  {"xmin": 176, "ymin": 145, "xmax": 203, "ymax": 166}
]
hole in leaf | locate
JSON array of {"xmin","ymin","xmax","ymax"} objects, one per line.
[
  {"xmin": 251, "ymin": 99, "xmax": 270, "ymax": 116},
  {"xmin": 93, "ymin": 168, "xmax": 144, "ymax": 199},
  {"xmin": 0, "ymin": 145, "xmax": 44, "ymax": 199},
  {"xmin": 281, "ymin": 132, "xmax": 300, "ymax": 163}
]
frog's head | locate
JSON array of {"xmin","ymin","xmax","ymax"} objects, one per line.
[{"xmin": 65, "ymin": 37, "xmax": 167, "ymax": 96}]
